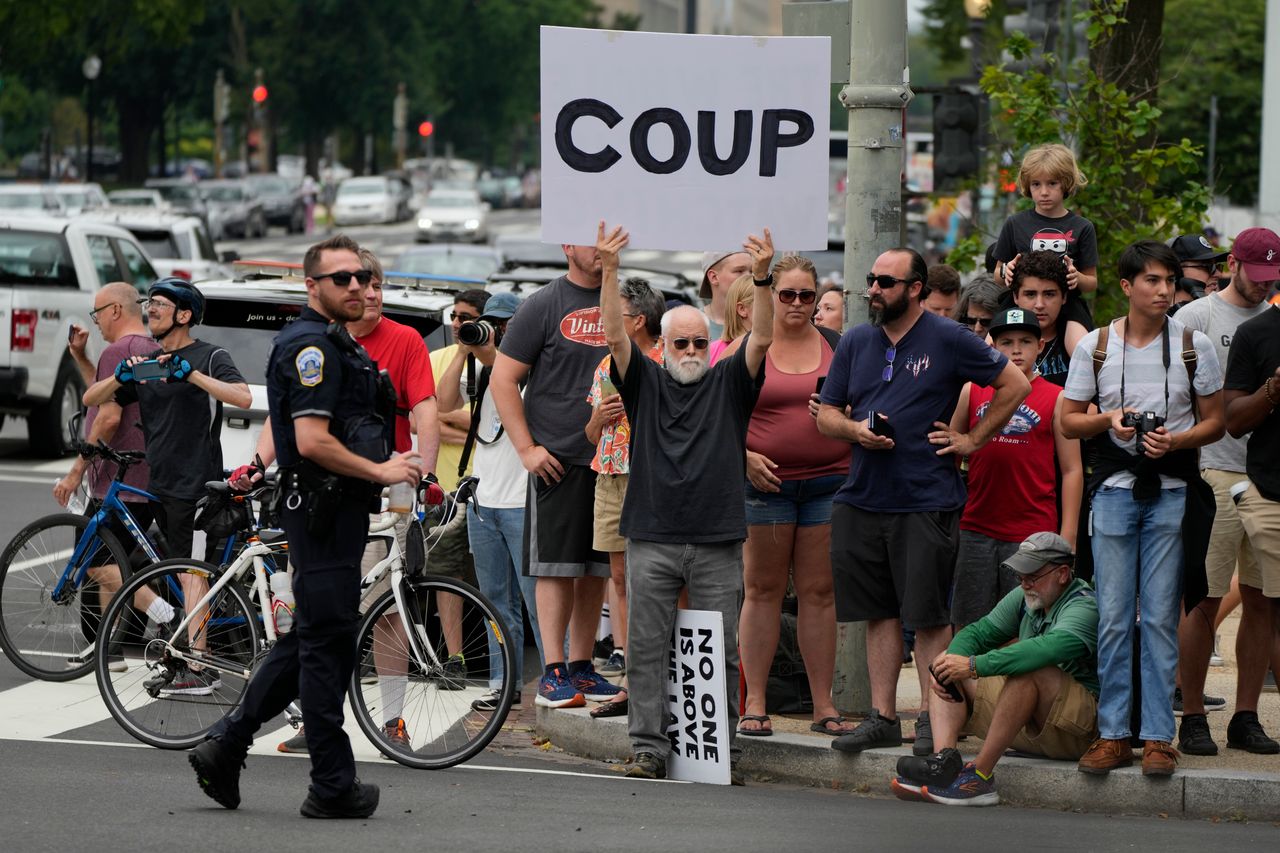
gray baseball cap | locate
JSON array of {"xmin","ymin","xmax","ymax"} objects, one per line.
[{"xmin": 1000, "ymin": 531, "xmax": 1075, "ymax": 575}]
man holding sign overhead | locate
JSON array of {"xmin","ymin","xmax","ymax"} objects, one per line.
[{"xmin": 594, "ymin": 221, "xmax": 775, "ymax": 783}]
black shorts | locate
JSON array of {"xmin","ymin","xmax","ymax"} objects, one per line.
[
  {"xmin": 151, "ymin": 496, "xmax": 198, "ymax": 560},
  {"xmin": 830, "ymin": 503, "xmax": 959, "ymax": 630},
  {"xmin": 88, "ymin": 501, "xmax": 156, "ymax": 568},
  {"xmin": 522, "ymin": 463, "xmax": 609, "ymax": 579}
]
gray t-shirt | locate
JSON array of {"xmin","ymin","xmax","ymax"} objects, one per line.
[
  {"xmin": 498, "ymin": 275, "xmax": 607, "ymax": 467},
  {"xmin": 1173, "ymin": 292, "xmax": 1269, "ymax": 473},
  {"xmin": 1064, "ymin": 317, "xmax": 1222, "ymax": 489}
]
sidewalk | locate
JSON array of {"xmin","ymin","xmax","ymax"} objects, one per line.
[{"xmin": 534, "ymin": 611, "xmax": 1280, "ymax": 819}]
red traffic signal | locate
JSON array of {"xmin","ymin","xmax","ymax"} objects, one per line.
[
  {"xmin": 252, "ymin": 84, "xmax": 269, "ymax": 104},
  {"xmin": 418, "ymin": 120, "xmax": 434, "ymax": 138}
]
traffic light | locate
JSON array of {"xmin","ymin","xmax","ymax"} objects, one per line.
[
  {"xmin": 418, "ymin": 120, "xmax": 434, "ymax": 138},
  {"xmin": 933, "ymin": 91, "xmax": 981, "ymax": 192},
  {"xmin": 252, "ymin": 84, "xmax": 268, "ymax": 104}
]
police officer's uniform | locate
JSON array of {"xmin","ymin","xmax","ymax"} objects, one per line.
[{"xmin": 209, "ymin": 305, "xmax": 389, "ymax": 800}]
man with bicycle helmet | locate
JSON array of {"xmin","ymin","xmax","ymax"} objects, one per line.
[{"xmin": 83, "ymin": 276, "xmax": 252, "ymax": 695}]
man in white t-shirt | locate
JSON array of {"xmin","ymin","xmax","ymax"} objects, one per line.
[
  {"xmin": 1171, "ymin": 226, "xmax": 1279, "ymax": 756},
  {"xmin": 1061, "ymin": 240, "xmax": 1225, "ymax": 777},
  {"xmin": 437, "ymin": 292, "xmax": 543, "ymax": 711}
]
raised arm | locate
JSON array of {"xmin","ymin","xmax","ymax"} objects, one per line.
[
  {"xmin": 742, "ymin": 228, "xmax": 775, "ymax": 379},
  {"xmin": 597, "ymin": 221, "xmax": 632, "ymax": 381}
]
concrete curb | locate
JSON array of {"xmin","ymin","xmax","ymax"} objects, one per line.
[{"xmin": 535, "ymin": 706, "xmax": 1280, "ymax": 820}]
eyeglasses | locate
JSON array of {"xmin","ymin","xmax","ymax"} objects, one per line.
[
  {"xmin": 866, "ymin": 273, "xmax": 915, "ymax": 290},
  {"xmin": 1183, "ymin": 262, "xmax": 1222, "ymax": 274},
  {"xmin": 89, "ymin": 302, "xmax": 121, "ymax": 322},
  {"xmin": 312, "ymin": 269, "xmax": 374, "ymax": 287},
  {"xmin": 960, "ymin": 315, "xmax": 993, "ymax": 329},
  {"xmin": 882, "ymin": 345, "xmax": 896, "ymax": 382},
  {"xmin": 669, "ymin": 337, "xmax": 710, "ymax": 352},
  {"xmin": 1018, "ymin": 565, "xmax": 1062, "ymax": 587},
  {"xmin": 139, "ymin": 297, "xmax": 176, "ymax": 312},
  {"xmin": 776, "ymin": 288, "xmax": 817, "ymax": 305},
  {"xmin": 450, "ymin": 310, "xmax": 479, "ymax": 323}
]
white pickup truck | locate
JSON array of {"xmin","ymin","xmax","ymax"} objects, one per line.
[{"xmin": 0, "ymin": 216, "xmax": 158, "ymax": 456}]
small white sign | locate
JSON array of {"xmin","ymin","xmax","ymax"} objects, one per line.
[
  {"xmin": 665, "ymin": 608, "xmax": 730, "ymax": 785},
  {"xmin": 540, "ymin": 26, "xmax": 830, "ymax": 252}
]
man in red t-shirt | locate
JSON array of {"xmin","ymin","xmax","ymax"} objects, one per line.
[{"xmin": 947, "ymin": 307, "xmax": 1084, "ymax": 628}]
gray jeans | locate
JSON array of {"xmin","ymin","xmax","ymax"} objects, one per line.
[{"xmin": 625, "ymin": 539, "xmax": 743, "ymax": 760}]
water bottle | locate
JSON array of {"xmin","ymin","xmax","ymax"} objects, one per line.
[
  {"xmin": 270, "ymin": 572, "xmax": 295, "ymax": 635},
  {"xmin": 387, "ymin": 452, "xmax": 421, "ymax": 513}
]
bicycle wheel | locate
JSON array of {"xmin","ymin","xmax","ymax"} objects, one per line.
[
  {"xmin": 95, "ymin": 558, "xmax": 262, "ymax": 749},
  {"xmin": 350, "ymin": 575, "xmax": 515, "ymax": 769},
  {"xmin": 0, "ymin": 512, "xmax": 133, "ymax": 681}
]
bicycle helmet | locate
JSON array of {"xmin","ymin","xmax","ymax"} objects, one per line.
[{"xmin": 148, "ymin": 277, "xmax": 205, "ymax": 326}]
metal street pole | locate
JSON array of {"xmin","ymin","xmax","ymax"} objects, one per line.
[
  {"xmin": 393, "ymin": 82, "xmax": 408, "ymax": 169},
  {"xmin": 1259, "ymin": 0, "xmax": 1280, "ymax": 221},
  {"xmin": 82, "ymin": 55, "xmax": 101, "ymax": 182}
]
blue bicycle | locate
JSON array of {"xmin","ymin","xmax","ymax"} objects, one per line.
[{"xmin": 0, "ymin": 442, "xmax": 166, "ymax": 681}]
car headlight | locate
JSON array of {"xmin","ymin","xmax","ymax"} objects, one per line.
[
  {"xmin": 464, "ymin": 219, "xmax": 480, "ymax": 230},
  {"xmin": 418, "ymin": 218, "xmax": 433, "ymax": 228}
]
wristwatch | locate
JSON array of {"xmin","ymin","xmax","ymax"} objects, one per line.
[{"xmin": 753, "ymin": 273, "xmax": 773, "ymax": 287}]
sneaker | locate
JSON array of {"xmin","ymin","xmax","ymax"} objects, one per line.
[
  {"xmin": 188, "ymin": 738, "xmax": 245, "ymax": 810},
  {"xmin": 599, "ymin": 650, "xmax": 626, "ymax": 678},
  {"xmin": 1077, "ymin": 737, "xmax": 1135, "ymax": 774},
  {"xmin": 1209, "ymin": 634, "xmax": 1224, "ymax": 667},
  {"xmin": 890, "ymin": 776, "xmax": 927, "ymax": 802},
  {"xmin": 912, "ymin": 711, "xmax": 933, "ymax": 757},
  {"xmin": 831, "ymin": 710, "xmax": 902, "ymax": 753},
  {"xmin": 300, "ymin": 780, "xmax": 380, "ymax": 819},
  {"xmin": 896, "ymin": 747, "xmax": 963, "ymax": 789},
  {"xmin": 383, "ymin": 717, "xmax": 411, "ymax": 750},
  {"xmin": 592, "ymin": 634, "xmax": 615, "ymax": 666},
  {"xmin": 1142, "ymin": 740, "xmax": 1179, "ymax": 776},
  {"xmin": 923, "ymin": 762, "xmax": 999, "ymax": 806},
  {"xmin": 1226, "ymin": 711, "xmax": 1280, "ymax": 755},
  {"xmin": 278, "ymin": 728, "xmax": 309, "ymax": 754},
  {"xmin": 1177, "ymin": 713, "xmax": 1218, "ymax": 756},
  {"xmin": 161, "ymin": 666, "xmax": 221, "ymax": 696},
  {"xmin": 106, "ymin": 641, "xmax": 127, "ymax": 673},
  {"xmin": 536, "ymin": 667, "xmax": 586, "ymax": 709},
  {"xmin": 472, "ymin": 688, "xmax": 522, "ymax": 712},
  {"xmin": 1172, "ymin": 687, "xmax": 1227, "ymax": 716},
  {"xmin": 433, "ymin": 654, "xmax": 467, "ymax": 690},
  {"xmin": 625, "ymin": 751, "xmax": 666, "ymax": 780},
  {"xmin": 571, "ymin": 667, "xmax": 624, "ymax": 702}
]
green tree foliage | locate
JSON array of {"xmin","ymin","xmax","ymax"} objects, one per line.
[{"xmin": 947, "ymin": 1, "xmax": 1209, "ymax": 322}]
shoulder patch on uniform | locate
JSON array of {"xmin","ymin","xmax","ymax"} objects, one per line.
[{"xmin": 296, "ymin": 346, "xmax": 325, "ymax": 387}]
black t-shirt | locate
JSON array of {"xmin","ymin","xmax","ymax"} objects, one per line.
[
  {"xmin": 612, "ymin": 339, "xmax": 764, "ymax": 543},
  {"xmin": 1224, "ymin": 306, "xmax": 1280, "ymax": 501},
  {"xmin": 116, "ymin": 339, "xmax": 245, "ymax": 501},
  {"xmin": 994, "ymin": 208, "xmax": 1099, "ymax": 271},
  {"xmin": 1034, "ymin": 333, "xmax": 1071, "ymax": 387}
]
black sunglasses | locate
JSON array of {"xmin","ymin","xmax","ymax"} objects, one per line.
[
  {"xmin": 313, "ymin": 269, "xmax": 374, "ymax": 287},
  {"xmin": 960, "ymin": 315, "xmax": 993, "ymax": 328},
  {"xmin": 669, "ymin": 337, "xmax": 710, "ymax": 351},
  {"xmin": 776, "ymin": 288, "xmax": 817, "ymax": 305},
  {"xmin": 866, "ymin": 273, "xmax": 916, "ymax": 290}
]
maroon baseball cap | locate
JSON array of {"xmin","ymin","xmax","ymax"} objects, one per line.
[{"xmin": 1231, "ymin": 227, "xmax": 1280, "ymax": 282}]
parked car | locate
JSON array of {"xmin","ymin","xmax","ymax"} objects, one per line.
[
  {"xmin": 245, "ymin": 173, "xmax": 306, "ymax": 233},
  {"xmin": 145, "ymin": 178, "xmax": 211, "ymax": 227},
  {"xmin": 276, "ymin": 155, "xmax": 306, "ymax": 181},
  {"xmin": 332, "ymin": 176, "xmax": 406, "ymax": 226},
  {"xmin": 196, "ymin": 264, "xmax": 454, "ymax": 465},
  {"xmin": 392, "ymin": 244, "xmax": 505, "ymax": 281},
  {"xmin": 77, "ymin": 209, "xmax": 233, "ymax": 283},
  {"xmin": 53, "ymin": 183, "xmax": 109, "ymax": 215},
  {"xmin": 0, "ymin": 216, "xmax": 158, "ymax": 455},
  {"xmin": 106, "ymin": 188, "xmax": 168, "ymax": 211},
  {"xmin": 0, "ymin": 185, "xmax": 67, "ymax": 215},
  {"xmin": 414, "ymin": 189, "xmax": 490, "ymax": 243},
  {"xmin": 200, "ymin": 179, "xmax": 267, "ymax": 239}
]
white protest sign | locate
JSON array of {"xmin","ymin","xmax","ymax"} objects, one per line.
[
  {"xmin": 665, "ymin": 608, "xmax": 730, "ymax": 785},
  {"xmin": 540, "ymin": 26, "xmax": 830, "ymax": 252}
]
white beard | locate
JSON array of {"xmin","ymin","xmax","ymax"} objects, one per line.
[
  {"xmin": 665, "ymin": 353, "xmax": 709, "ymax": 385},
  {"xmin": 1022, "ymin": 589, "xmax": 1044, "ymax": 611}
]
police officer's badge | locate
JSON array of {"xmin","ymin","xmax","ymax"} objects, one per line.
[{"xmin": 296, "ymin": 346, "xmax": 325, "ymax": 387}]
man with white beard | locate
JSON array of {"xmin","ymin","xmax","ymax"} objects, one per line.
[
  {"xmin": 891, "ymin": 532, "xmax": 1100, "ymax": 807},
  {"xmin": 593, "ymin": 221, "xmax": 775, "ymax": 783}
]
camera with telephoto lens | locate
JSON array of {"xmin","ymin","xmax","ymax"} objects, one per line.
[
  {"xmin": 457, "ymin": 320, "xmax": 494, "ymax": 346},
  {"xmin": 1122, "ymin": 410, "xmax": 1165, "ymax": 451}
]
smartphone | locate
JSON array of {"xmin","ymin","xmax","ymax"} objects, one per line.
[
  {"xmin": 132, "ymin": 359, "xmax": 169, "ymax": 382},
  {"xmin": 599, "ymin": 376, "xmax": 618, "ymax": 398},
  {"xmin": 929, "ymin": 663, "xmax": 965, "ymax": 703},
  {"xmin": 814, "ymin": 376, "xmax": 826, "ymax": 395},
  {"xmin": 867, "ymin": 410, "xmax": 895, "ymax": 439},
  {"xmin": 68, "ymin": 323, "xmax": 76, "ymax": 344}
]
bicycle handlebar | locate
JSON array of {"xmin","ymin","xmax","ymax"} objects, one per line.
[{"xmin": 78, "ymin": 441, "xmax": 146, "ymax": 477}]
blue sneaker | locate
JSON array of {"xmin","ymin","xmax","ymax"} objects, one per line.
[
  {"xmin": 922, "ymin": 763, "xmax": 999, "ymax": 807},
  {"xmin": 571, "ymin": 667, "xmax": 624, "ymax": 702},
  {"xmin": 536, "ymin": 667, "xmax": 586, "ymax": 709}
]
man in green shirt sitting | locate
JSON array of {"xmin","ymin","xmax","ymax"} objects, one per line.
[{"xmin": 893, "ymin": 532, "xmax": 1100, "ymax": 806}]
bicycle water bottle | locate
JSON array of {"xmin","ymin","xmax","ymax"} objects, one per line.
[{"xmin": 270, "ymin": 572, "xmax": 295, "ymax": 635}]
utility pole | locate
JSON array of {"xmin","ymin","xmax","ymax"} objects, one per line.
[
  {"xmin": 1260, "ymin": 0, "xmax": 1280, "ymax": 223},
  {"xmin": 393, "ymin": 82, "xmax": 408, "ymax": 169},
  {"xmin": 213, "ymin": 70, "xmax": 229, "ymax": 178}
]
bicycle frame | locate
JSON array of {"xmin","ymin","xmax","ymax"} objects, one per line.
[{"xmin": 52, "ymin": 479, "xmax": 159, "ymax": 603}]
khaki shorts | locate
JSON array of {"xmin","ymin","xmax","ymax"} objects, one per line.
[
  {"xmin": 1236, "ymin": 483, "xmax": 1280, "ymax": 597},
  {"xmin": 1201, "ymin": 468, "xmax": 1261, "ymax": 598},
  {"xmin": 359, "ymin": 514, "xmax": 408, "ymax": 615},
  {"xmin": 966, "ymin": 672, "xmax": 1098, "ymax": 760},
  {"xmin": 593, "ymin": 473, "xmax": 628, "ymax": 553}
]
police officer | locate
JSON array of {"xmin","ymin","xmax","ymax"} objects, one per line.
[{"xmin": 188, "ymin": 235, "xmax": 421, "ymax": 819}]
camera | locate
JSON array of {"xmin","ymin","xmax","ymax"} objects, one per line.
[
  {"xmin": 1121, "ymin": 410, "xmax": 1165, "ymax": 451},
  {"xmin": 457, "ymin": 320, "xmax": 494, "ymax": 346}
]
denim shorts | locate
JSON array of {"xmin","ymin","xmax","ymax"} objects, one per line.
[{"xmin": 744, "ymin": 473, "xmax": 844, "ymax": 527}]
